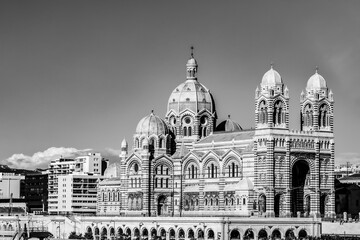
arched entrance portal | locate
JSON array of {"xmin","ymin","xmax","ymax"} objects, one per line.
[
  {"xmin": 291, "ymin": 160, "xmax": 310, "ymax": 216},
  {"xmin": 157, "ymin": 195, "xmax": 168, "ymax": 216}
]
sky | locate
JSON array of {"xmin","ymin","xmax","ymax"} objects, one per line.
[{"xmin": 0, "ymin": 0, "xmax": 360, "ymax": 169}]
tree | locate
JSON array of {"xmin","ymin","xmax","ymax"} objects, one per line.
[
  {"xmin": 69, "ymin": 231, "xmax": 85, "ymax": 239},
  {"xmin": 84, "ymin": 230, "xmax": 94, "ymax": 240}
]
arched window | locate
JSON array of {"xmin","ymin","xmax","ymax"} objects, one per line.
[
  {"xmin": 259, "ymin": 101, "xmax": 268, "ymax": 124},
  {"xmin": 304, "ymin": 104, "xmax": 313, "ymax": 127},
  {"xmin": 211, "ymin": 164, "xmax": 214, "ymax": 178},
  {"xmin": 160, "ymin": 178, "xmax": 163, "ymax": 188},
  {"xmin": 188, "ymin": 127, "xmax": 192, "ymax": 136},
  {"xmin": 166, "ymin": 179, "xmax": 169, "ymax": 188},
  {"xmin": 273, "ymin": 100, "xmax": 284, "ymax": 125},
  {"xmin": 183, "ymin": 127, "xmax": 187, "ymax": 136},
  {"xmin": 319, "ymin": 104, "xmax": 329, "ymax": 128},
  {"xmin": 155, "ymin": 178, "xmax": 158, "ymax": 188}
]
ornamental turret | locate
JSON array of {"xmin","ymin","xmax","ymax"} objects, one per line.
[{"xmin": 300, "ymin": 67, "xmax": 334, "ymax": 132}]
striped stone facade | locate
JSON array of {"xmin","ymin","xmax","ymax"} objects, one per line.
[{"xmin": 98, "ymin": 51, "xmax": 335, "ymax": 221}]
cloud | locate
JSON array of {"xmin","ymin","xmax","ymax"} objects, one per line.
[
  {"xmin": 1, "ymin": 147, "xmax": 92, "ymax": 169},
  {"xmin": 335, "ymin": 152, "xmax": 360, "ymax": 165}
]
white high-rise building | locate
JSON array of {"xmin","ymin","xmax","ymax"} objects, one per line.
[
  {"xmin": 48, "ymin": 153, "xmax": 107, "ymax": 215},
  {"xmin": 57, "ymin": 173, "xmax": 103, "ymax": 215}
]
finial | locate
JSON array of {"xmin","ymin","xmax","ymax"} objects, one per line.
[
  {"xmin": 315, "ymin": 66, "xmax": 319, "ymax": 73},
  {"xmin": 228, "ymin": 114, "xmax": 231, "ymax": 119},
  {"xmin": 270, "ymin": 61, "xmax": 274, "ymax": 69},
  {"xmin": 151, "ymin": 109, "xmax": 154, "ymax": 114},
  {"xmin": 190, "ymin": 46, "xmax": 194, "ymax": 58}
]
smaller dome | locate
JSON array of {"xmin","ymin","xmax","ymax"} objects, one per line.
[
  {"xmin": 136, "ymin": 111, "xmax": 168, "ymax": 136},
  {"xmin": 261, "ymin": 66, "xmax": 282, "ymax": 87},
  {"xmin": 216, "ymin": 115, "xmax": 242, "ymax": 132},
  {"xmin": 104, "ymin": 162, "xmax": 121, "ymax": 178},
  {"xmin": 306, "ymin": 70, "xmax": 327, "ymax": 91}
]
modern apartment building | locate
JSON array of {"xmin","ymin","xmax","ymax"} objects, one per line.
[
  {"xmin": 57, "ymin": 173, "xmax": 103, "ymax": 215},
  {"xmin": 48, "ymin": 153, "xmax": 107, "ymax": 215}
]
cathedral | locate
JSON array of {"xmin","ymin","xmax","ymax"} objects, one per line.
[{"xmin": 97, "ymin": 48, "xmax": 335, "ymax": 220}]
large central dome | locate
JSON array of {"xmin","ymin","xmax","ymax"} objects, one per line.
[
  {"xmin": 167, "ymin": 50, "xmax": 215, "ymax": 115},
  {"xmin": 167, "ymin": 80, "xmax": 214, "ymax": 114}
]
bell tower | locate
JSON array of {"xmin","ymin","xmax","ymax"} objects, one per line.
[{"xmin": 255, "ymin": 65, "xmax": 289, "ymax": 130}]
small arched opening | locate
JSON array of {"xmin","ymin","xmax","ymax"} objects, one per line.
[
  {"xmin": 94, "ymin": 227, "xmax": 100, "ymax": 240},
  {"xmin": 207, "ymin": 229, "xmax": 215, "ymax": 240},
  {"xmin": 169, "ymin": 229, "xmax": 175, "ymax": 240},
  {"xmin": 134, "ymin": 228, "xmax": 140, "ymax": 240},
  {"xmin": 285, "ymin": 229, "xmax": 295, "ymax": 239},
  {"xmin": 85, "ymin": 227, "xmax": 93, "ymax": 240},
  {"xmin": 258, "ymin": 229, "xmax": 268, "ymax": 240},
  {"xmin": 160, "ymin": 229, "xmax": 166, "ymax": 240},
  {"xmin": 188, "ymin": 229, "xmax": 195, "ymax": 240},
  {"xmin": 197, "ymin": 229, "xmax": 204, "ymax": 240},
  {"xmin": 151, "ymin": 229, "xmax": 157, "ymax": 239},
  {"xmin": 109, "ymin": 227, "xmax": 115, "ymax": 240},
  {"xmin": 178, "ymin": 228, "xmax": 185, "ymax": 240},
  {"xmin": 298, "ymin": 229, "xmax": 307, "ymax": 239},
  {"xmin": 126, "ymin": 228, "xmax": 132, "ymax": 240},
  {"xmin": 101, "ymin": 228, "xmax": 108, "ymax": 240},
  {"xmin": 117, "ymin": 228, "xmax": 123, "ymax": 238},
  {"xmin": 271, "ymin": 229, "xmax": 281, "ymax": 240},
  {"xmin": 244, "ymin": 229, "xmax": 254, "ymax": 240},
  {"xmin": 142, "ymin": 228, "xmax": 149, "ymax": 240},
  {"xmin": 230, "ymin": 229, "xmax": 241, "ymax": 240}
]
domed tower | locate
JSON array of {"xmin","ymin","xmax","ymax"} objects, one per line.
[
  {"xmin": 300, "ymin": 68, "xmax": 334, "ymax": 132},
  {"xmin": 134, "ymin": 111, "xmax": 172, "ymax": 156},
  {"xmin": 166, "ymin": 47, "xmax": 216, "ymax": 146},
  {"xmin": 255, "ymin": 65, "xmax": 289, "ymax": 129}
]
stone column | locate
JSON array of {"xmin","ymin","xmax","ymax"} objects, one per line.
[
  {"xmin": 266, "ymin": 136, "xmax": 275, "ymax": 217},
  {"xmin": 283, "ymin": 137, "xmax": 291, "ymax": 217},
  {"xmin": 310, "ymin": 139, "xmax": 320, "ymax": 217}
]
